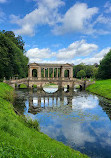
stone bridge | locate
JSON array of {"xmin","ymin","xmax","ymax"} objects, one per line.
[{"xmin": 4, "ymin": 63, "xmax": 94, "ymax": 90}]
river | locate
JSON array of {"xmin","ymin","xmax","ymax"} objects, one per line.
[{"xmin": 14, "ymin": 87, "xmax": 111, "ymax": 158}]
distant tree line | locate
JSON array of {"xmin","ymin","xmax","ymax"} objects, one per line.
[
  {"xmin": 0, "ymin": 30, "xmax": 29, "ymax": 81},
  {"xmin": 73, "ymin": 63, "xmax": 98, "ymax": 79},
  {"xmin": 73, "ymin": 49, "xmax": 111, "ymax": 80}
]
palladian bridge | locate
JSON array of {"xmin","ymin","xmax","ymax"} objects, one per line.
[{"xmin": 4, "ymin": 63, "xmax": 94, "ymax": 90}]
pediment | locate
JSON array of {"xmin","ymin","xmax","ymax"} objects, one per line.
[
  {"xmin": 64, "ymin": 63, "xmax": 73, "ymax": 67},
  {"xmin": 29, "ymin": 63, "xmax": 39, "ymax": 66}
]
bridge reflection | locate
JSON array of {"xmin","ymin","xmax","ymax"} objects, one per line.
[{"xmin": 27, "ymin": 89, "xmax": 75, "ymax": 115}]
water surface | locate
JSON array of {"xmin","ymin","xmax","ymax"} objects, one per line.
[{"xmin": 14, "ymin": 88, "xmax": 111, "ymax": 158}]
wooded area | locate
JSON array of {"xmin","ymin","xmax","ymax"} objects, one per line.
[{"xmin": 0, "ymin": 31, "xmax": 29, "ymax": 81}]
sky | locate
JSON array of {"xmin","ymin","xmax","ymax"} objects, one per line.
[{"xmin": 0, "ymin": 0, "xmax": 111, "ymax": 65}]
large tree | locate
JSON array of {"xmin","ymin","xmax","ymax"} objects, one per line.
[
  {"xmin": 97, "ymin": 49, "xmax": 111, "ymax": 79},
  {"xmin": 0, "ymin": 31, "xmax": 29, "ymax": 80}
]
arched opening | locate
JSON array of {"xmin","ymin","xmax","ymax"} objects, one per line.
[
  {"xmin": 64, "ymin": 70, "xmax": 69, "ymax": 78},
  {"xmin": 43, "ymin": 83, "xmax": 58, "ymax": 93},
  {"xmin": 32, "ymin": 69, "xmax": 37, "ymax": 77},
  {"xmin": 18, "ymin": 84, "xmax": 27, "ymax": 89},
  {"xmin": 32, "ymin": 84, "xmax": 37, "ymax": 88}
]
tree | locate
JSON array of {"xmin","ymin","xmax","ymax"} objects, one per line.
[
  {"xmin": 77, "ymin": 70, "xmax": 86, "ymax": 79},
  {"xmin": 97, "ymin": 49, "xmax": 111, "ymax": 79},
  {"xmin": 85, "ymin": 65, "xmax": 93, "ymax": 78},
  {"xmin": 0, "ymin": 31, "xmax": 29, "ymax": 80},
  {"xmin": 73, "ymin": 63, "xmax": 86, "ymax": 77}
]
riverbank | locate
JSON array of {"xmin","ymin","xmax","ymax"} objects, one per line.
[
  {"xmin": 0, "ymin": 82, "xmax": 88, "ymax": 158},
  {"xmin": 86, "ymin": 79, "xmax": 111, "ymax": 100}
]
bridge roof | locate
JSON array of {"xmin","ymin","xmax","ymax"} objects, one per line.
[{"xmin": 29, "ymin": 63, "xmax": 74, "ymax": 67}]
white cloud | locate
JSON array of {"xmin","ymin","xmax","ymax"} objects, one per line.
[
  {"xmin": 26, "ymin": 47, "xmax": 55, "ymax": 63},
  {"xmin": 26, "ymin": 40, "xmax": 110, "ymax": 65},
  {"xmin": 56, "ymin": 40, "xmax": 98, "ymax": 60},
  {"xmin": 104, "ymin": 1, "xmax": 111, "ymax": 13},
  {"xmin": 95, "ymin": 14, "xmax": 111, "ymax": 25},
  {"xmin": 94, "ymin": 47, "xmax": 110, "ymax": 58},
  {"xmin": 0, "ymin": 0, "xmax": 7, "ymax": 3},
  {"xmin": 10, "ymin": 0, "xmax": 64, "ymax": 36},
  {"xmin": 10, "ymin": 2, "xmax": 99, "ymax": 36},
  {"xmin": 52, "ymin": 3, "xmax": 98, "ymax": 35},
  {"xmin": 0, "ymin": 10, "xmax": 6, "ymax": 23}
]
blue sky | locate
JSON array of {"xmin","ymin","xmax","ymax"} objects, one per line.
[{"xmin": 0, "ymin": 0, "xmax": 111, "ymax": 64}]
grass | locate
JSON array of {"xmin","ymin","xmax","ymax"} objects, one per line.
[
  {"xmin": 44, "ymin": 83, "xmax": 58, "ymax": 88},
  {"xmin": 19, "ymin": 84, "xmax": 27, "ymax": 89},
  {"xmin": 0, "ymin": 82, "xmax": 89, "ymax": 158},
  {"xmin": 32, "ymin": 84, "xmax": 37, "ymax": 88},
  {"xmin": 86, "ymin": 79, "xmax": 111, "ymax": 99}
]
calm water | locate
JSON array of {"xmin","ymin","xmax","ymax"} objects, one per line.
[{"xmin": 14, "ymin": 88, "xmax": 111, "ymax": 158}]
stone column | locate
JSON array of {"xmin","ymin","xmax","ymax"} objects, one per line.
[
  {"xmin": 61, "ymin": 67, "xmax": 64, "ymax": 79},
  {"xmin": 29, "ymin": 68, "xmax": 32, "ymax": 79},
  {"xmin": 56, "ymin": 68, "xmax": 58, "ymax": 78},
  {"xmin": 53, "ymin": 68, "xmax": 54, "ymax": 78},
  {"xmin": 48, "ymin": 68, "xmax": 49, "ymax": 78},
  {"xmin": 36, "ymin": 69, "xmax": 38, "ymax": 78},
  {"xmin": 70, "ymin": 67, "xmax": 73, "ymax": 79},
  {"xmin": 44, "ymin": 68, "xmax": 45, "ymax": 78},
  {"xmin": 38, "ymin": 66, "xmax": 41, "ymax": 80}
]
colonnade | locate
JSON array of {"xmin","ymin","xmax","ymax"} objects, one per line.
[{"xmin": 28, "ymin": 63, "xmax": 73, "ymax": 79}]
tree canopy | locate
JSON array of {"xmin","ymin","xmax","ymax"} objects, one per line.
[
  {"xmin": 77, "ymin": 70, "xmax": 86, "ymax": 78},
  {"xmin": 97, "ymin": 49, "xmax": 111, "ymax": 79},
  {"xmin": 0, "ymin": 31, "xmax": 29, "ymax": 80},
  {"xmin": 73, "ymin": 63, "xmax": 98, "ymax": 79}
]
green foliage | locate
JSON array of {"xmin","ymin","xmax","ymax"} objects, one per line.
[
  {"xmin": 85, "ymin": 65, "xmax": 93, "ymax": 78},
  {"xmin": 0, "ymin": 31, "xmax": 29, "ymax": 80},
  {"xmin": 0, "ymin": 82, "xmax": 14, "ymax": 102},
  {"xmin": 77, "ymin": 70, "xmax": 86, "ymax": 78},
  {"xmin": 73, "ymin": 63, "xmax": 98, "ymax": 78},
  {"xmin": 19, "ymin": 84, "xmax": 27, "ymax": 89},
  {"xmin": 86, "ymin": 79, "xmax": 111, "ymax": 99},
  {"xmin": 32, "ymin": 69, "xmax": 37, "ymax": 77},
  {"xmin": 73, "ymin": 63, "xmax": 85, "ymax": 77},
  {"xmin": 0, "ymin": 83, "xmax": 89, "ymax": 158},
  {"xmin": 33, "ymin": 84, "xmax": 37, "ymax": 88},
  {"xmin": 64, "ymin": 70, "xmax": 69, "ymax": 77},
  {"xmin": 97, "ymin": 50, "xmax": 111, "ymax": 79},
  {"xmin": 23, "ymin": 117, "xmax": 40, "ymax": 131}
]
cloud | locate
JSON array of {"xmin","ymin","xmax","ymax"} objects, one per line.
[
  {"xmin": 26, "ymin": 47, "xmax": 55, "ymax": 63},
  {"xmin": 94, "ymin": 47, "xmax": 110, "ymax": 58},
  {"xmin": 104, "ymin": 1, "xmax": 111, "ymax": 13},
  {"xmin": 52, "ymin": 3, "xmax": 98, "ymax": 35},
  {"xmin": 26, "ymin": 40, "xmax": 110, "ymax": 65},
  {"xmin": 56, "ymin": 40, "xmax": 98, "ymax": 60},
  {"xmin": 95, "ymin": 14, "xmax": 111, "ymax": 25},
  {"xmin": 10, "ymin": 0, "xmax": 64, "ymax": 36},
  {"xmin": 0, "ymin": 10, "xmax": 6, "ymax": 23},
  {"xmin": 10, "ymin": 1, "xmax": 100, "ymax": 36},
  {"xmin": 0, "ymin": 0, "xmax": 7, "ymax": 3}
]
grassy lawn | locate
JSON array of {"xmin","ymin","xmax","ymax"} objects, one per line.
[
  {"xmin": 0, "ymin": 82, "xmax": 88, "ymax": 158},
  {"xmin": 86, "ymin": 79, "xmax": 111, "ymax": 99}
]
